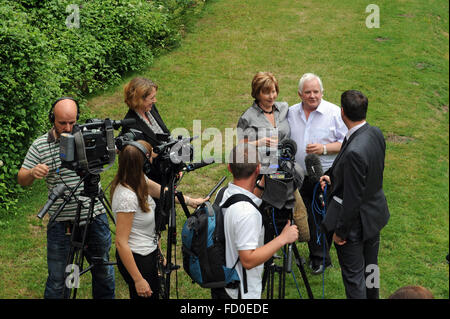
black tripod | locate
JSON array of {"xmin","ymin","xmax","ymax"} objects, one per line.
[
  {"xmin": 262, "ymin": 205, "xmax": 314, "ymax": 299},
  {"xmin": 46, "ymin": 172, "xmax": 116, "ymax": 299},
  {"xmin": 155, "ymin": 160, "xmax": 192, "ymax": 299}
]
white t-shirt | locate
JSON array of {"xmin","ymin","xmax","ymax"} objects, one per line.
[
  {"xmin": 220, "ymin": 183, "xmax": 264, "ymax": 299},
  {"xmin": 112, "ymin": 183, "xmax": 158, "ymax": 256}
]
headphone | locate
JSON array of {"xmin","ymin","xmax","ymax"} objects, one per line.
[
  {"xmin": 49, "ymin": 96, "xmax": 80, "ymax": 124},
  {"xmin": 122, "ymin": 141, "xmax": 152, "ymax": 177}
]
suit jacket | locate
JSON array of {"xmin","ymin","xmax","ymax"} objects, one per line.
[
  {"xmin": 121, "ymin": 104, "xmax": 170, "ymax": 147},
  {"xmin": 322, "ymin": 123, "xmax": 390, "ymax": 241}
]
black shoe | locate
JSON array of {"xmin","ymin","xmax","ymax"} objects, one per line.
[{"xmin": 309, "ymin": 261, "xmax": 332, "ymax": 275}]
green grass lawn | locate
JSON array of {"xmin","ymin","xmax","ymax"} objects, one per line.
[{"xmin": 0, "ymin": 0, "xmax": 448, "ymax": 299}]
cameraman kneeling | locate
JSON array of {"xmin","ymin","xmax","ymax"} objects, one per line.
[{"xmin": 219, "ymin": 143, "xmax": 298, "ymax": 299}]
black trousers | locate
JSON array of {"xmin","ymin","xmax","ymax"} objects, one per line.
[
  {"xmin": 334, "ymin": 232, "xmax": 380, "ymax": 299},
  {"xmin": 116, "ymin": 249, "xmax": 160, "ymax": 299},
  {"xmin": 300, "ymin": 176, "xmax": 332, "ymax": 267}
]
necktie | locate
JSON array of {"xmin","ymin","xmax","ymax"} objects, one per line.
[{"xmin": 341, "ymin": 137, "xmax": 348, "ymax": 149}]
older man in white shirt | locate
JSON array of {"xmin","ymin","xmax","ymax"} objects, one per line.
[{"xmin": 288, "ymin": 73, "xmax": 347, "ymax": 275}]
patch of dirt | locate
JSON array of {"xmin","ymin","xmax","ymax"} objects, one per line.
[
  {"xmin": 398, "ymin": 14, "xmax": 415, "ymax": 18},
  {"xmin": 386, "ymin": 133, "xmax": 415, "ymax": 144}
]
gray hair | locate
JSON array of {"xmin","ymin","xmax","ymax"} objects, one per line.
[{"xmin": 298, "ymin": 73, "xmax": 323, "ymax": 94}]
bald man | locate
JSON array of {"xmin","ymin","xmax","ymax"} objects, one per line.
[
  {"xmin": 18, "ymin": 98, "xmax": 78, "ymax": 185},
  {"xmin": 18, "ymin": 98, "xmax": 115, "ymax": 299}
]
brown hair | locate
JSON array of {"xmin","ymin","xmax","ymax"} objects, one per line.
[
  {"xmin": 111, "ymin": 140, "xmax": 153, "ymax": 212},
  {"xmin": 124, "ymin": 77, "xmax": 158, "ymax": 111},
  {"xmin": 251, "ymin": 72, "xmax": 279, "ymax": 101},
  {"xmin": 388, "ymin": 286, "xmax": 434, "ymax": 299},
  {"xmin": 228, "ymin": 143, "xmax": 260, "ymax": 179}
]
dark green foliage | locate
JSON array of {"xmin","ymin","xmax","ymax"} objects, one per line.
[
  {"xmin": 0, "ymin": 5, "xmax": 62, "ymax": 209},
  {"xmin": 0, "ymin": 0, "xmax": 208, "ymax": 210}
]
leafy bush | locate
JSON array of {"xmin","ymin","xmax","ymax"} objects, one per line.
[
  {"xmin": 0, "ymin": 5, "xmax": 62, "ymax": 210},
  {"xmin": 0, "ymin": 0, "xmax": 209, "ymax": 211},
  {"xmin": 25, "ymin": 0, "xmax": 179, "ymax": 95}
]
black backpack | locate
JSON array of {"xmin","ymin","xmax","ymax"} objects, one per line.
[{"xmin": 181, "ymin": 187, "xmax": 259, "ymax": 290}]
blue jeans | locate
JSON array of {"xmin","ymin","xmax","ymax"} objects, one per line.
[{"xmin": 44, "ymin": 213, "xmax": 115, "ymax": 299}]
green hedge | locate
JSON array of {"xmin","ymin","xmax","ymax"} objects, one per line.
[{"xmin": 0, "ymin": 0, "xmax": 208, "ymax": 210}]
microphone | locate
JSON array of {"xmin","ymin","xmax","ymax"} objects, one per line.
[
  {"xmin": 304, "ymin": 153, "xmax": 323, "ymax": 184},
  {"xmin": 184, "ymin": 159, "xmax": 215, "ymax": 172},
  {"xmin": 305, "ymin": 154, "xmax": 325, "ymax": 207},
  {"xmin": 279, "ymin": 139, "xmax": 297, "ymax": 160},
  {"xmin": 37, "ymin": 184, "xmax": 67, "ymax": 219}
]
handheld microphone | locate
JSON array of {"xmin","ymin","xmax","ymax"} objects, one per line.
[
  {"xmin": 304, "ymin": 153, "xmax": 323, "ymax": 184},
  {"xmin": 184, "ymin": 159, "xmax": 215, "ymax": 172},
  {"xmin": 37, "ymin": 184, "xmax": 67, "ymax": 219},
  {"xmin": 305, "ymin": 154, "xmax": 325, "ymax": 207}
]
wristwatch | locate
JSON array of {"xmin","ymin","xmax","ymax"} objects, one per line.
[{"xmin": 323, "ymin": 144, "xmax": 327, "ymax": 155}]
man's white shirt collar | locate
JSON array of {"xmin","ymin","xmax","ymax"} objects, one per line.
[{"xmin": 346, "ymin": 121, "xmax": 367, "ymax": 140}]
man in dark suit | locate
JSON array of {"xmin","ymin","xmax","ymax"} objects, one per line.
[{"xmin": 320, "ymin": 90, "xmax": 390, "ymax": 299}]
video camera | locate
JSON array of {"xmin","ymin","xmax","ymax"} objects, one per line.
[
  {"xmin": 261, "ymin": 139, "xmax": 302, "ymax": 219},
  {"xmin": 59, "ymin": 118, "xmax": 135, "ymax": 174},
  {"xmin": 153, "ymin": 135, "xmax": 195, "ymax": 166},
  {"xmin": 269, "ymin": 139, "xmax": 298, "ymax": 178}
]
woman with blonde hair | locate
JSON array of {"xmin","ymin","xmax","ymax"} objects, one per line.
[
  {"xmin": 236, "ymin": 72, "xmax": 310, "ymax": 243},
  {"xmin": 237, "ymin": 72, "xmax": 290, "ymax": 149},
  {"xmin": 120, "ymin": 77, "xmax": 170, "ymax": 185},
  {"xmin": 111, "ymin": 140, "xmax": 207, "ymax": 299}
]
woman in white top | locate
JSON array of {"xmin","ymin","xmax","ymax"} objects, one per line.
[{"xmin": 111, "ymin": 140, "xmax": 207, "ymax": 299}]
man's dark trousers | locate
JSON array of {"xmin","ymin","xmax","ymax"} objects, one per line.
[{"xmin": 334, "ymin": 220, "xmax": 380, "ymax": 299}]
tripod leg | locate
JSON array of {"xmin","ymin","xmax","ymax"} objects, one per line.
[
  {"xmin": 63, "ymin": 200, "xmax": 83, "ymax": 299},
  {"xmin": 281, "ymin": 246, "xmax": 288, "ymax": 299},
  {"xmin": 64, "ymin": 197, "xmax": 93, "ymax": 299},
  {"xmin": 269, "ymin": 264, "xmax": 275, "ymax": 299},
  {"xmin": 292, "ymin": 244, "xmax": 314, "ymax": 299},
  {"xmin": 162, "ymin": 177, "xmax": 178, "ymax": 299},
  {"xmin": 98, "ymin": 194, "xmax": 115, "ymax": 226},
  {"xmin": 64, "ymin": 228, "xmax": 83, "ymax": 299},
  {"xmin": 264, "ymin": 261, "xmax": 276, "ymax": 299},
  {"xmin": 279, "ymin": 264, "xmax": 283, "ymax": 299}
]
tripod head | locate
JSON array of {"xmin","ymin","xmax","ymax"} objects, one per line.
[{"xmin": 40, "ymin": 171, "xmax": 105, "ymax": 227}]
